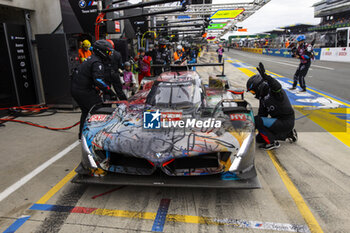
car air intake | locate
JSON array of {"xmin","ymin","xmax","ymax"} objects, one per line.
[
  {"xmin": 109, "ymin": 152, "xmax": 154, "ymax": 169},
  {"xmin": 170, "ymin": 153, "xmax": 219, "ymax": 169}
]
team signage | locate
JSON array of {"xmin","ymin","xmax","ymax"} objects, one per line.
[
  {"xmin": 210, "ymin": 9, "xmax": 245, "ymax": 19},
  {"xmin": 208, "ymin": 23, "xmax": 227, "ymax": 30},
  {"xmin": 59, "ymin": 0, "xmax": 99, "ymax": 34},
  {"xmin": 5, "ymin": 24, "xmax": 36, "ymax": 105}
]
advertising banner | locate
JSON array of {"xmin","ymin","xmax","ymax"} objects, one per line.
[
  {"xmin": 60, "ymin": 0, "xmax": 98, "ymax": 34},
  {"xmin": 320, "ymin": 47, "xmax": 350, "ymax": 62},
  {"xmin": 210, "ymin": 9, "xmax": 244, "ymax": 19},
  {"xmin": 262, "ymin": 48, "xmax": 292, "ymax": 58},
  {"xmin": 313, "ymin": 48, "xmax": 321, "ymax": 60},
  {"xmin": 208, "ymin": 23, "xmax": 227, "ymax": 30},
  {"xmin": 241, "ymin": 47, "xmax": 322, "ymax": 60},
  {"xmin": 242, "ymin": 48, "xmax": 262, "ymax": 54}
]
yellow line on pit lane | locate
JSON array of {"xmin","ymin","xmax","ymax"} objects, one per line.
[
  {"xmin": 92, "ymin": 208, "xmax": 156, "ymax": 220},
  {"xmin": 267, "ymin": 151, "xmax": 324, "ymax": 233},
  {"xmin": 36, "ymin": 165, "xmax": 78, "ymax": 204},
  {"xmin": 237, "ymin": 67, "xmax": 256, "ymax": 77}
]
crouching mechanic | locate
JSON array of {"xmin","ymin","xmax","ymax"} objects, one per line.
[
  {"xmin": 247, "ymin": 62, "xmax": 297, "ymax": 150},
  {"xmin": 71, "ymin": 40, "xmax": 117, "ymax": 139}
]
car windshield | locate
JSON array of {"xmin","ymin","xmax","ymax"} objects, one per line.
[{"xmin": 147, "ymin": 81, "xmax": 200, "ymax": 109}]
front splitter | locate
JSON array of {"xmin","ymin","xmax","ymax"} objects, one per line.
[{"xmin": 72, "ymin": 173, "xmax": 261, "ymax": 189}]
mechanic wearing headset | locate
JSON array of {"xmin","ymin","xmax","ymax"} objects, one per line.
[
  {"xmin": 104, "ymin": 39, "xmax": 127, "ymax": 101},
  {"xmin": 290, "ymin": 35, "xmax": 313, "ymax": 92},
  {"xmin": 71, "ymin": 40, "xmax": 117, "ymax": 139},
  {"xmin": 247, "ymin": 63, "xmax": 297, "ymax": 150}
]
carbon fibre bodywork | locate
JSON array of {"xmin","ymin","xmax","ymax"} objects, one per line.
[{"xmin": 73, "ymin": 71, "xmax": 260, "ymax": 188}]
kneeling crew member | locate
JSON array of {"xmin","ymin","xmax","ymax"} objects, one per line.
[
  {"xmin": 71, "ymin": 40, "xmax": 116, "ymax": 139},
  {"xmin": 247, "ymin": 63, "xmax": 297, "ymax": 150}
]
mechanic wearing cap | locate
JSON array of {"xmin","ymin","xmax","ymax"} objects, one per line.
[
  {"xmin": 104, "ymin": 39, "xmax": 127, "ymax": 101},
  {"xmin": 78, "ymin": 40, "xmax": 92, "ymax": 63},
  {"xmin": 290, "ymin": 35, "xmax": 313, "ymax": 92},
  {"xmin": 71, "ymin": 40, "xmax": 117, "ymax": 139},
  {"xmin": 173, "ymin": 45, "xmax": 185, "ymax": 64},
  {"xmin": 247, "ymin": 63, "xmax": 297, "ymax": 150},
  {"xmin": 134, "ymin": 47, "xmax": 152, "ymax": 83}
]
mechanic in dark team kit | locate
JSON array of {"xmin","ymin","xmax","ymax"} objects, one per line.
[
  {"xmin": 104, "ymin": 39, "xmax": 127, "ymax": 101},
  {"xmin": 71, "ymin": 40, "xmax": 117, "ymax": 139},
  {"xmin": 247, "ymin": 63, "xmax": 297, "ymax": 150},
  {"xmin": 153, "ymin": 39, "xmax": 171, "ymax": 75},
  {"xmin": 290, "ymin": 35, "xmax": 313, "ymax": 92}
]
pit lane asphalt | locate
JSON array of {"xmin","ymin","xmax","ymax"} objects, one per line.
[
  {"xmin": 225, "ymin": 49, "xmax": 350, "ymax": 101},
  {"xmin": 0, "ymin": 52, "xmax": 350, "ymax": 233}
]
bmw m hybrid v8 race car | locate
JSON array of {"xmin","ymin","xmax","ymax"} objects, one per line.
[{"xmin": 73, "ymin": 65, "xmax": 260, "ymax": 188}]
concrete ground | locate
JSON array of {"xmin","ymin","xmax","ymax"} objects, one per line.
[{"xmin": 0, "ymin": 51, "xmax": 349, "ymax": 233}]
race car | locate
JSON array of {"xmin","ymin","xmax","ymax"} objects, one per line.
[{"xmin": 73, "ymin": 67, "xmax": 260, "ymax": 189}]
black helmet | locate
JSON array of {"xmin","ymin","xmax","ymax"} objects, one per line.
[
  {"xmin": 93, "ymin": 40, "xmax": 113, "ymax": 60},
  {"xmin": 247, "ymin": 74, "xmax": 262, "ymax": 92},
  {"xmin": 246, "ymin": 74, "xmax": 269, "ymax": 99}
]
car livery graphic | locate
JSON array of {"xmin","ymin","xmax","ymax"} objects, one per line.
[{"xmin": 73, "ymin": 68, "xmax": 260, "ymax": 188}]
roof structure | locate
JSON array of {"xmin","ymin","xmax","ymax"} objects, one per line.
[
  {"xmin": 313, "ymin": 0, "xmax": 350, "ymax": 17},
  {"xmin": 149, "ymin": 0, "xmax": 271, "ymax": 40}
]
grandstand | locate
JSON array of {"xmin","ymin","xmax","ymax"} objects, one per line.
[{"xmin": 310, "ymin": 0, "xmax": 350, "ymax": 47}]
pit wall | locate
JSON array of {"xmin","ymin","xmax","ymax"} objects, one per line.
[{"xmin": 237, "ymin": 47, "xmax": 350, "ymax": 62}]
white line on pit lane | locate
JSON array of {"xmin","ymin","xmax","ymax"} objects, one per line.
[
  {"xmin": 236, "ymin": 51, "xmax": 335, "ymax": 70},
  {"xmin": 0, "ymin": 141, "xmax": 80, "ymax": 202},
  {"xmin": 213, "ymin": 218, "xmax": 310, "ymax": 233}
]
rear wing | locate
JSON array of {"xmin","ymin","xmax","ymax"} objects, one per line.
[{"xmin": 152, "ymin": 62, "xmax": 225, "ymax": 76}]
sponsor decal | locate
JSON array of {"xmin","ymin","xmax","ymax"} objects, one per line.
[
  {"xmin": 161, "ymin": 111, "xmax": 182, "ymax": 121},
  {"xmin": 89, "ymin": 114, "xmax": 108, "ymax": 122},
  {"xmin": 79, "ymin": 0, "xmax": 86, "ymax": 8},
  {"xmin": 230, "ymin": 114, "xmax": 247, "ymax": 121}
]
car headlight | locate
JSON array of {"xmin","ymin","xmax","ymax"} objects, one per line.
[
  {"xmin": 229, "ymin": 132, "xmax": 254, "ymax": 172},
  {"xmin": 82, "ymin": 136, "xmax": 98, "ymax": 169}
]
